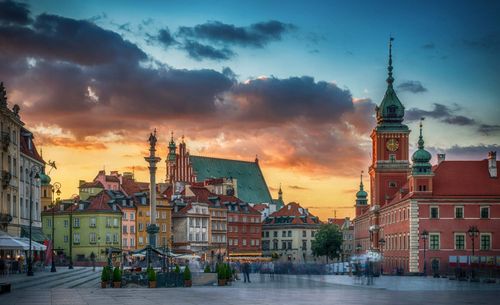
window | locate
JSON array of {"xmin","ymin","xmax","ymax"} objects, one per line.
[
  {"xmin": 123, "ymin": 238, "xmax": 128, "ymax": 247},
  {"xmin": 64, "ymin": 219, "xmax": 69, "ymax": 228},
  {"xmin": 273, "ymin": 231, "xmax": 278, "ymax": 238},
  {"xmin": 273, "ymin": 240, "xmax": 278, "ymax": 250},
  {"xmin": 302, "ymin": 230, "xmax": 306, "ymax": 237},
  {"xmin": 288, "ymin": 231, "xmax": 292, "ymax": 237},
  {"xmin": 123, "ymin": 225, "xmax": 128, "ymax": 234},
  {"xmin": 106, "ymin": 233, "xmax": 111, "ymax": 244},
  {"xmin": 480, "ymin": 206, "xmax": 490, "ymax": 219},
  {"xmin": 113, "ymin": 218, "xmax": 119, "ymax": 227},
  {"xmin": 229, "ymin": 239, "xmax": 233, "ymax": 246},
  {"xmin": 64, "ymin": 235, "xmax": 68, "ymax": 243},
  {"xmin": 106, "ymin": 217, "xmax": 111, "ymax": 227},
  {"xmin": 256, "ymin": 239, "xmax": 259, "ymax": 246},
  {"xmin": 234, "ymin": 239, "xmax": 238, "ymax": 246},
  {"xmin": 130, "ymin": 225, "xmax": 135, "ymax": 233},
  {"xmin": 113, "ymin": 233, "xmax": 119, "ymax": 243},
  {"xmin": 138, "ymin": 237, "xmax": 144, "ymax": 245},
  {"xmin": 130, "ymin": 238, "xmax": 135, "ymax": 247},
  {"xmin": 429, "ymin": 233, "xmax": 440, "ymax": 250},
  {"xmin": 455, "ymin": 206, "xmax": 464, "ymax": 219},
  {"xmin": 282, "ymin": 231, "xmax": 286, "ymax": 237},
  {"xmin": 430, "ymin": 206, "xmax": 439, "ymax": 219},
  {"xmin": 454, "ymin": 233, "xmax": 465, "ymax": 250},
  {"xmin": 73, "ymin": 233, "xmax": 80, "ymax": 244},
  {"xmin": 162, "ymin": 223, "xmax": 167, "ymax": 232},
  {"xmin": 389, "ymin": 181, "xmax": 397, "ymax": 188},
  {"xmin": 130, "ymin": 212, "xmax": 135, "ymax": 220},
  {"xmin": 90, "ymin": 217, "xmax": 96, "ymax": 227},
  {"xmin": 139, "ymin": 223, "xmax": 144, "ymax": 231},
  {"xmin": 47, "ymin": 218, "xmax": 52, "ymax": 228},
  {"xmin": 480, "ymin": 234, "xmax": 491, "ymax": 250},
  {"xmin": 89, "ymin": 232, "xmax": 96, "ymax": 244},
  {"xmin": 389, "ymin": 155, "xmax": 396, "ymax": 162},
  {"xmin": 282, "ymin": 241, "xmax": 287, "ymax": 250},
  {"xmin": 73, "ymin": 217, "xmax": 80, "ymax": 228},
  {"xmin": 302, "ymin": 240, "xmax": 307, "ymax": 250},
  {"xmin": 123, "ymin": 212, "xmax": 127, "ymax": 220}
]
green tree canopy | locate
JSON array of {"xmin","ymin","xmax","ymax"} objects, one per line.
[{"xmin": 311, "ymin": 224, "xmax": 343, "ymax": 262}]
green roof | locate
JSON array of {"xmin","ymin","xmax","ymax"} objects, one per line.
[{"xmin": 190, "ymin": 155, "xmax": 273, "ymax": 204}]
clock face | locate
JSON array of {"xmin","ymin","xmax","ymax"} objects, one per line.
[{"xmin": 386, "ymin": 138, "xmax": 399, "ymax": 152}]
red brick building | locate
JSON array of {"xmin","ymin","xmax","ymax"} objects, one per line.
[
  {"xmin": 353, "ymin": 41, "xmax": 500, "ymax": 274},
  {"xmin": 226, "ymin": 198, "xmax": 262, "ymax": 258}
]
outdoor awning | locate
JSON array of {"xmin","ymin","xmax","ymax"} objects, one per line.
[
  {"xmin": 21, "ymin": 226, "xmax": 48, "ymax": 243},
  {"xmin": 0, "ymin": 231, "xmax": 46, "ymax": 251}
]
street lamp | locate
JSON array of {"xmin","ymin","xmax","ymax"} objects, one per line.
[
  {"xmin": 68, "ymin": 194, "xmax": 78, "ymax": 269},
  {"xmin": 467, "ymin": 225, "xmax": 480, "ymax": 280},
  {"xmin": 378, "ymin": 238, "xmax": 386, "ymax": 275},
  {"xmin": 420, "ymin": 230, "xmax": 429, "ymax": 275},
  {"xmin": 50, "ymin": 182, "xmax": 61, "ymax": 272},
  {"xmin": 27, "ymin": 165, "xmax": 41, "ymax": 276},
  {"xmin": 467, "ymin": 225, "xmax": 480, "ymax": 256}
]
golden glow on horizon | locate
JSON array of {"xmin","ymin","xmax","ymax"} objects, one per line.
[{"xmin": 43, "ymin": 141, "xmax": 357, "ymax": 221}]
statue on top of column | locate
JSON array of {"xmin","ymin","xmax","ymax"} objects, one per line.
[{"xmin": 148, "ymin": 128, "xmax": 157, "ymax": 150}]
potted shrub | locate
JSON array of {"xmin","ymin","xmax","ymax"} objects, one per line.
[
  {"xmin": 183, "ymin": 265, "xmax": 192, "ymax": 287},
  {"xmin": 112, "ymin": 267, "xmax": 122, "ymax": 288},
  {"xmin": 217, "ymin": 264, "xmax": 226, "ymax": 286},
  {"xmin": 148, "ymin": 267, "xmax": 157, "ymax": 288},
  {"xmin": 204, "ymin": 265, "xmax": 211, "ymax": 273},
  {"xmin": 101, "ymin": 266, "xmax": 110, "ymax": 288},
  {"xmin": 225, "ymin": 264, "xmax": 232, "ymax": 285},
  {"xmin": 174, "ymin": 264, "xmax": 180, "ymax": 274}
]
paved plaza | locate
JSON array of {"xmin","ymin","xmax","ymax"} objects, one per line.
[{"xmin": 1, "ymin": 268, "xmax": 499, "ymax": 305}]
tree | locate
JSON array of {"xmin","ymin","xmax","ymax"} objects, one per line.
[{"xmin": 311, "ymin": 224, "xmax": 343, "ymax": 263}]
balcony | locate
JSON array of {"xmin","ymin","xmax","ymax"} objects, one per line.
[
  {"xmin": 1, "ymin": 170, "xmax": 12, "ymax": 189},
  {"xmin": 1, "ymin": 132, "xmax": 10, "ymax": 151}
]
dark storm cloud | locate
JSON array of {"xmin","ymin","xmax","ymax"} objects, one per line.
[
  {"xmin": 427, "ymin": 144, "xmax": 500, "ymax": 160},
  {"xmin": 182, "ymin": 40, "xmax": 235, "ymax": 61},
  {"xmin": 229, "ymin": 76, "xmax": 353, "ymax": 123},
  {"xmin": 0, "ymin": 13, "xmax": 146, "ymax": 66},
  {"xmin": 0, "ymin": 0, "xmax": 31, "ymax": 25},
  {"xmin": 177, "ymin": 20, "xmax": 296, "ymax": 47},
  {"xmin": 406, "ymin": 103, "xmax": 500, "ymax": 135},
  {"xmin": 157, "ymin": 27, "xmax": 177, "ymax": 48},
  {"xmin": 406, "ymin": 103, "xmax": 473, "ymax": 124},
  {"xmin": 397, "ymin": 80, "xmax": 427, "ymax": 93}
]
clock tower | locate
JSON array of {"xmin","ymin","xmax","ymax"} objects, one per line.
[{"xmin": 369, "ymin": 38, "xmax": 410, "ymax": 206}]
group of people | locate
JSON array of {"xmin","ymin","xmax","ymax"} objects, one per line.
[{"xmin": 352, "ymin": 259, "xmax": 375, "ymax": 285}]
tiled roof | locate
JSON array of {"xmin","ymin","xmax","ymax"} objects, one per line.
[
  {"xmin": 20, "ymin": 129, "xmax": 44, "ymax": 164},
  {"xmin": 189, "ymin": 156, "xmax": 272, "ymax": 204},
  {"xmin": 432, "ymin": 160, "xmax": 500, "ymax": 197},
  {"xmin": 327, "ymin": 218, "xmax": 345, "ymax": 227},
  {"xmin": 79, "ymin": 181, "xmax": 104, "ymax": 189},
  {"xmin": 252, "ymin": 203, "xmax": 268, "ymax": 212},
  {"xmin": 265, "ymin": 202, "xmax": 321, "ymax": 225},
  {"xmin": 121, "ymin": 176, "xmax": 149, "ymax": 196}
]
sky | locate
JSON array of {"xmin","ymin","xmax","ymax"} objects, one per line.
[{"xmin": 1, "ymin": 0, "xmax": 499, "ymax": 220}]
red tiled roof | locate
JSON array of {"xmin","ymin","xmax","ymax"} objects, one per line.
[
  {"xmin": 87, "ymin": 191, "xmax": 113, "ymax": 211},
  {"xmin": 267, "ymin": 202, "xmax": 321, "ymax": 225},
  {"xmin": 328, "ymin": 218, "xmax": 344, "ymax": 227},
  {"xmin": 121, "ymin": 177, "xmax": 149, "ymax": 196},
  {"xmin": 432, "ymin": 160, "xmax": 500, "ymax": 197},
  {"xmin": 79, "ymin": 181, "xmax": 104, "ymax": 189},
  {"xmin": 252, "ymin": 203, "xmax": 268, "ymax": 212},
  {"xmin": 105, "ymin": 175, "xmax": 120, "ymax": 183},
  {"xmin": 20, "ymin": 130, "xmax": 44, "ymax": 164}
]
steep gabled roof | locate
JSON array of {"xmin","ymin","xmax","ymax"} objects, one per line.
[
  {"xmin": 79, "ymin": 181, "xmax": 105, "ymax": 189},
  {"xmin": 265, "ymin": 202, "xmax": 321, "ymax": 225},
  {"xmin": 121, "ymin": 176, "xmax": 149, "ymax": 196},
  {"xmin": 189, "ymin": 155, "xmax": 272, "ymax": 204},
  {"xmin": 20, "ymin": 129, "xmax": 44, "ymax": 164}
]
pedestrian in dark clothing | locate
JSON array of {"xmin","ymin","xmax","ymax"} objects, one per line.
[{"xmin": 243, "ymin": 261, "xmax": 251, "ymax": 283}]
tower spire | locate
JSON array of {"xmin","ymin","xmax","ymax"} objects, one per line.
[
  {"xmin": 387, "ymin": 36, "xmax": 395, "ymax": 86},
  {"xmin": 418, "ymin": 117, "xmax": 425, "ymax": 149},
  {"xmin": 359, "ymin": 170, "xmax": 364, "ymax": 191}
]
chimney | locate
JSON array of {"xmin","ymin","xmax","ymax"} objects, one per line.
[
  {"xmin": 79, "ymin": 180, "xmax": 86, "ymax": 187},
  {"xmin": 488, "ymin": 151, "xmax": 497, "ymax": 178},
  {"xmin": 437, "ymin": 153, "xmax": 446, "ymax": 164}
]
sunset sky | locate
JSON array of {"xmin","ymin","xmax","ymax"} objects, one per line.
[{"xmin": 1, "ymin": 0, "xmax": 499, "ymax": 220}]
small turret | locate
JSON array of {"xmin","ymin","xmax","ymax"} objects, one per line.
[
  {"xmin": 168, "ymin": 131, "xmax": 176, "ymax": 162},
  {"xmin": 411, "ymin": 119, "xmax": 432, "ymax": 175}
]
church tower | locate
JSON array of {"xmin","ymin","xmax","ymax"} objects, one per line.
[
  {"xmin": 166, "ymin": 132, "xmax": 177, "ymax": 184},
  {"xmin": 369, "ymin": 38, "xmax": 411, "ymax": 206},
  {"xmin": 409, "ymin": 119, "xmax": 434, "ymax": 194},
  {"xmin": 355, "ymin": 172, "xmax": 368, "ymax": 217}
]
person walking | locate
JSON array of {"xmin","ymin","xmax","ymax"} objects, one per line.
[
  {"xmin": 90, "ymin": 252, "xmax": 96, "ymax": 271},
  {"xmin": 243, "ymin": 261, "xmax": 251, "ymax": 283}
]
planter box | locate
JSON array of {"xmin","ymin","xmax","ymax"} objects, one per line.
[
  {"xmin": 149, "ymin": 281, "xmax": 157, "ymax": 288},
  {"xmin": 113, "ymin": 281, "xmax": 121, "ymax": 288},
  {"xmin": 184, "ymin": 280, "xmax": 192, "ymax": 287}
]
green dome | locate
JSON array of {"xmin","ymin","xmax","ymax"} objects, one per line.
[
  {"xmin": 412, "ymin": 148, "xmax": 431, "ymax": 163},
  {"xmin": 39, "ymin": 172, "xmax": 51, "ymax": 185},
  {"xmin": 356, "ymin": 189, "xmax": 368, "ymax": 198}
]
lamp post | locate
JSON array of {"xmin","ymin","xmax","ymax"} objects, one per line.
[
  {"xmin": 420, "ymin": 230, "xmax": 429, "ymax": 276},
  {"xmin": 378, "ymin": 238, "xmax": 386, "ymax": 275},
  {"xmin": 68, "ymin": 194, "xmax": 78, "ymax": 269},
  {"xmin": 27, "ymin": 165, "xmax": 41, "ymax": 276},
  {"xmin": 467, "ymin": 225, "xmax": 479, "ymax": 280},
  {"xmin": 50, "ymin": 182, "xmax": 61, "ymax": 272}
]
